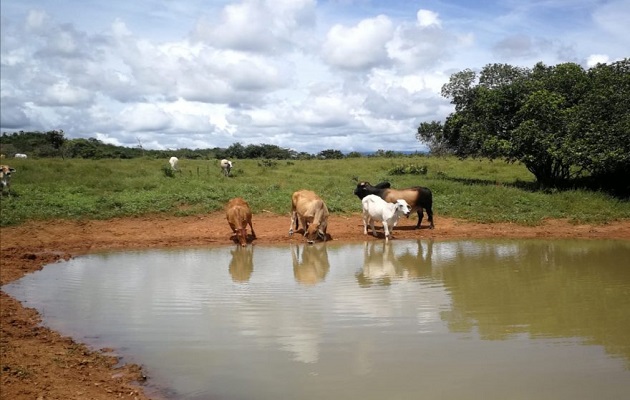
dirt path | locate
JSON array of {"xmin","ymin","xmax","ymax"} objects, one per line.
[{"xmin": 2, "ymin": 213, "xmax": 630, "ymax": 399}]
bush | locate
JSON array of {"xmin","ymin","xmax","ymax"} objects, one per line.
[{"xmin": 388, "ymin": 164, "xmax": 428, "ymax": 175}]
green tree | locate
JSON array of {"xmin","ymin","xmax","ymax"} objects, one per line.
[
  {"xmin": 416, "ymin": 120, "xmax": 451, "ymax": 156},
  {"xmin": 424, "ymin": 60, "xmax": 629, "ymax": 192},
  {"xmin": 46, "ymin": 130, "xmax": 66, "ymax": 158},
  {"xmin": 318, "ymin": 149, "xmax": 344, "ymax": 159}
]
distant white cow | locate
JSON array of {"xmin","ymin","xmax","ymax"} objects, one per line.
[
  {"xmin": 169, "ymin": 156, "xmax": 179, "ymax": 170},
  {"xmin": 14, "ymin": 153, "xmax": 27, "ymax": 159},
  {"xmin": 362, "ymin": 194, "xmax": 411, "ymax": 241},
  {"xmin": 220, "ymin": 159, "xmax": 233, "ymax": 176}
]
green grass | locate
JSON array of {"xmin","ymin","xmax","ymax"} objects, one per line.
[{"xmin": 1, "ymin": 156, "xmax": 629, "ymax": 227}]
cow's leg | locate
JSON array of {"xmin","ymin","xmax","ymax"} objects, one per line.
[
  {"xmin": 426, "ymin": 206, "xmax": 434, "ymax": 229},
  {"xmin": 301, "ymin": 217, "xmax": 308, "ymax": 236},
  {"xmin": 383, "ymin": 221, "xmax": 391, "ymax": 241},
  {"xmin": 289, "ymin": 211, "xmax": 297, "ymax": 236},
  {"xmin": 415, "ymin": 208, "xmax": 424, "ymax": 229},
  {"xmin": 370, "ymin": 219, "xmax": 377, "ymax": 237},
  {"xmin": 249, "ymin": 221, "xmax": 257, "ymax": 239},
  {"xmin": 362, "ymin": 211, "xmax": 369, "ymax": 235}
]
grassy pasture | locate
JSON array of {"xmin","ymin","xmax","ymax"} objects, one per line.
[{"xmin": 1, "ymin": 156, "xmax": 629, "ymax": 227}]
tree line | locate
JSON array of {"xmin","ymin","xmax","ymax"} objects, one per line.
[
  {"xmin": 418, "ymin": 58, "xmax": 629, "ymax": 196},
  {"xmin": 0, "ymin": 131, "xmax": 423, "ymax": 161}
]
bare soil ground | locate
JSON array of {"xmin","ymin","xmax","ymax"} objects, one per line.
[{"xmin": 2, "ymin": 213, "xmax": 630, "ymax": 399}]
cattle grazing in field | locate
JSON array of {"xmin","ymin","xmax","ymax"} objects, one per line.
[
  {"xmin": 361, "ymin": 194, "xmax": 411, "ymax": 241},
  {"xmin": 1, "ymin": 165, "xmax": 16, "ymax": 196},
  {"xmin": 220, "ymin": 159, "xmax": 233, "ymax": 176},
  {"xmin": 0, "ymin": 154, "xmax": 5, "ymax": 159},
  {"xmin": 289, "ymin": 190, "xmax": 329, "ymax": 244},
  {"xmin": 225, "ymin": 197, "xmax": 256, "ymax": 246},
  {"xmin": 354, "ymin": 181, "xmax": 434, "ymax": 229},
  {"xmin": 14, "ymin": 153, "xmax": 27, "ymax": 159},
  {"xmin": 169, "ymin": 156, "xmax": 179, "ymax": 170}
]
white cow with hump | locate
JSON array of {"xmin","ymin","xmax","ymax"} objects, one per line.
[
  {"xmin": 169, "ymin": 156, "xmax": 179, "ymax": 170},
  {"xmin": 361, "ymin": 194, "xmax": 411, "ymax": 241},
  {"xmin": 220, "ymin": 159, "xmax": 233, "ymax": 176}
]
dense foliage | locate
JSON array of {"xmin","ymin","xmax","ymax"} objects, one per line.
[
  {"xmin": 0, "ymin": 132, "xmax": 417, "ymax": 161},
  {"xmin": 417, "ymin": 59, "xmax": 630, "ymax": 195}
]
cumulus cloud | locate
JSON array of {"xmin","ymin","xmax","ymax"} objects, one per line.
[
  {"xmin": 586, "ymin": 54, "xmax": 610, "ymax": 67},
  {"xmin": 1, "ymin": 1, "xmax": 628, "ymax": 153},
  {"xmin": 417, "ymin": 9, "xmax": 441, "ymax": 27},
  {"xmin": 321, "ymin": 15, "xmax": 394, "ymax": 70}
]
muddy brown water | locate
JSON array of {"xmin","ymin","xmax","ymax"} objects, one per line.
[{"xmin": 4, "ymin": 239, "xmax": 630, "ymax": 400}]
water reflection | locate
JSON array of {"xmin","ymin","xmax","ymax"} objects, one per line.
[
  {"xmin": 357, "ymin": 240, "xmax": 434, "ymax": 286},
  {"xmin": 291, "ymin": 243, "xmax": 330, "ymax": 285},
  {"xmin": 228, "ymin": 246, "xmax": 254, "ymax": 283},
  {"xmin": 3, "ymin": 239, "xmax": 630, "ymax": 400},
  {"xmin": 439, "ymin": 240, "xmax": 630, "ymax": 367}
]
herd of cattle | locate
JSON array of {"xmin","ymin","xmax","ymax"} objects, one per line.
[
  {"xmin": 169, "ymin": 157, "xmax": 436, "ymax": 246},
  {"xmin": 226, "ymin": 180, "xmax": 434, "ymax": 247},
  {"xmin": 2, "ymin": 156, "xmax": 435, "ymax": 245}
]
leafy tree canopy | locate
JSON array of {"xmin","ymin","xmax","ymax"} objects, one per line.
[{"xmin": 418, "ymin": 59, "xmax": 630, "ymax": 195}]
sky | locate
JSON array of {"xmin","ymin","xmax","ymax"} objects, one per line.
[{"xmin": 1, "ymin": 0, "xmax": 628, "ymax": 154}]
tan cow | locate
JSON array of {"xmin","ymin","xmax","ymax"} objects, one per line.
[
  {"xmin": 1, "ymin": 164, "xmax": 16, "ymax": 196},
  {"xmin": 288, "ymin": 190, "xmax": 329, "ymax": 244},
  {"xmin": 225, "ymin": 197, "xmax": 256, "ymax": 246}
]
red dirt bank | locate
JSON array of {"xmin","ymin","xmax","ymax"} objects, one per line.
[{"xmin": 2, "ymin": 213, "xmax": 630, "ymax": 399}]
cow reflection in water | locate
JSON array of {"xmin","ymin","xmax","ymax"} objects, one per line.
[
  {"xmin": 229, "ymin": 246, "xmax": 254, "ymax": 283},
  {"xmin": 291, "ymin": 244, "xmax": 330, "ymax": 285},
  {"xmin": 357, "ymin": 240, "xmax": 434, "ymax": 287}
]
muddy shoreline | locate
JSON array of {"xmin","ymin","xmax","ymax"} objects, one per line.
[{"xmin": 2, "ymin": 213, "xmax": 630, "ymax": 399}]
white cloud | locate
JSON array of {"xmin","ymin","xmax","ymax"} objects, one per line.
[
  {"xmin": 1, "ymin": 1, "xmax": 628, "ymax": 153},
  {"xmin": 321, "ymin": 15, "xmax": 394, "ymax": 70},
  {"xmin": 417, "ymin": 9, "xmax": 441, "ymax": 27},
  {"xmin": 586, "ymin": 54, "xmax": 610, "ymax": 68}
]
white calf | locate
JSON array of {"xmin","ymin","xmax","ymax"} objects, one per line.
[
  {"xmin": 14, "ymin": 153, "xmax": 27, "ymax": 159},
  {"xmin": 169, "ymin": 156, "xmax": 179, "ymax": 170},
  {"xmin": 220, "ymin": 159, "xmax": 233, "ymax": 176},
  {"xmin": 362, "ymin": 194, "xmax": 411, "ymax": 241}
]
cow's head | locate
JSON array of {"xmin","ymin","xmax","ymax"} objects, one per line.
[
  {"xmin": 395, "ymin": 199, "xmax": 411, "ymax": 217},
  {"xmin": 353, "ymin": 181, "xmax": 390, "ymax": 200},
  {"xmin": 0, "ymin": 165, "xmax": 16, "ymax": 187},
  {"xmin": 237, "ymin": 228, "xmax": 248, "ymax": 247},
  {"xmin": 305, "ymin": 222, "xmax": 327, "ymax": 244},
  {"xmin": 353, "ymin": 181, "xmax": 371, "ymax": 199}
]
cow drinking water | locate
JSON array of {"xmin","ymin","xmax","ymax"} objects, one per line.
[
  {"xmin": 225, "ymin": 197, "xmax": 256, "ymax": 246},
  {"xmin": 288, "ymin": 190, "xmax": 329, "ymax": 244}
]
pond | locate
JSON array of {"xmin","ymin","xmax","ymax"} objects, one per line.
[{"xmin": 4, "ymin": 239, "xmax": 630, "ymax": 400}]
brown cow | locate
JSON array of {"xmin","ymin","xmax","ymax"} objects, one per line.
[
  {"xmin": 225, "ymin": 197, "xmax": 256, "ymax": 246},
  {"xmin": 288, "ymin": 190, "xmax": 329, "ymax": 244},
  {"xmin": 1, "ymin": 164, "xmax": 16, "ymax": 197}
]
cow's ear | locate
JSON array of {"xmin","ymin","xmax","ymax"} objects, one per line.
[{"xmin": 10, "ymin": 168, "xmax": 16, "ymax": 172}]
